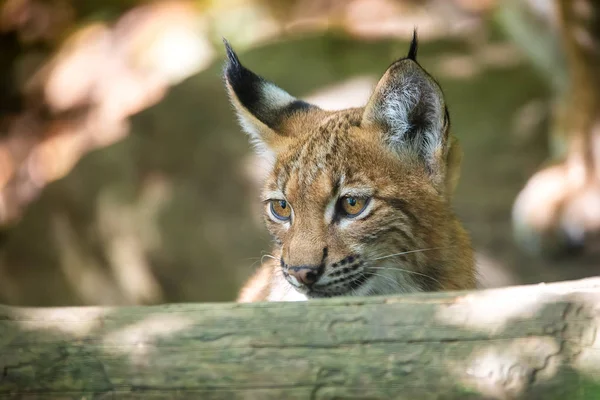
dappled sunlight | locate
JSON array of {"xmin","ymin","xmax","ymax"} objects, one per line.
[
  {"xmin": 96, "ymin": 186, "xmax": 168, "ymax": 305},
  {"xmin": 564, "ymin": 293, "xmax": 600, "ymax": 384},
  {"xmin": 0, "ymin": 0, "xmax": 211, "ymax": 227},
  {"xmin": 27, "ymin": 123, "xmax": 85, "ymax": 186},
  {"xmin": 343, "ymin": 0, "xmax": 438, "ymax": 39},
  {"xmin": 436, "ymin": 283, "xmax": 600, "ymax": 396},
  {"xmin": 434, "ymin": 43, "xmax": 523, "ymax": 80},
  {"xmin": 304, "ymin": 75, "xmax": 377, "ymax": 110},
  {"xmin": 342, "ymin": 0, "xmax": 482, "ymax": 40},
  {"xmin": 436, "ymin": 278, "xmax": 600, "ymax": 332},
  {"xmin": 38, "ymin": 1, "xmax": 210, "ymax": 115},
  {"xmin": 52, "ymin": 212, "xmax": 125, "ymax": 305},
  {"xmin": 575, "ymin": 331, "xmax": 600, "ymax": 383},
  {"xmin": 435, "ymin": 285, "xmax": 551, "ymax": 333},
  {"xmin": 102, "ymin": 314, "xmax": 194, "ymax": 366},
  {"xmin": 122, "ymin": 1, "xmax": 214, "ymax": 85},
  {"xmin": 0, "ymin": 144, "xmax": 14, "ymax": 190},
  {"xmin": 435, "ymin": 53, "xmax": 481, "ymax": 80},
  {"xmin": 477, "ymin": 42, "xmax": 523, "ymax": 69},
  {"xmin": 5, "ymin": 305, "xmax": 107, "ymax": 337},
  {"xmin": 458, "ymin": 337, "xmax": 561, "ymax": 398},
  {"xmin": 2, "ymin": 280, "xmax": 598, "ymax": 397},
  {"xmin": 210, "ymin": 0, "xmax": 282, "ymax": 47},
  {"xmin": 38, "ymin": 23, "xmax": 111, "ymax": 113},
  {"xmin": 105, "ymin": 235, "xmax": 163, "ymax": 305}
]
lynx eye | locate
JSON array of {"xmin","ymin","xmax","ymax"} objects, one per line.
[
  {"xmin": 340, "ymin": 196, "xmax": 369, "ymax": 217},
  {"xmin": 270, "ymin": 200, "xmax": 291, "ymax": 221}
]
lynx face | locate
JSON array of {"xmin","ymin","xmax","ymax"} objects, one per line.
[{"xmin": 224, "ymin": 33, "xmax": 475, "ymax": 300}]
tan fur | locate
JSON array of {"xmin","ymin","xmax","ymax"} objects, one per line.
[
  {"xmin": 225, "ymin": 37, "xmax": 475, "ymax": 302},
  {"xmin": 237, "ymin": 109, "xmax": 474, "ymax": 302}
]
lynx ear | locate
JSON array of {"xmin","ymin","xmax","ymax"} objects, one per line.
[
  {"xmin": 223, "ymin": 40, "xmax": 318, "ymax": 158},
  {"xmin": 362, "ymin": 32, "xmax": 451, "ymax": 192}
]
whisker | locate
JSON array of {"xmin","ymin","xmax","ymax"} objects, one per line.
[
  {"xmin": 383, "ymin": 216, "xmax": 412, "ymax": 224},
  {"xmin": 369, "ymin": 246, "xmax": 455, "ymax": 261},
  {"xmin": 282, "ymin": 282, "xmax": 293, "ymax": 297},
  {"xmin": 361, "ymin": 271, "xmax": 402, "ymax": 292},
  {"xmin": 367, "ymin": 266, "xmax": 442, "ymax": 287},
  {"xmin": 249, "ymin": 260, "xmax": 261, "ymax": 269},
  {"xmin": 273, "ymin": 268, "xmax": 285, "ymax": 278},
  {"xmin": 261, "ymin": 254, "xmax": 277, "ymax": 264}
]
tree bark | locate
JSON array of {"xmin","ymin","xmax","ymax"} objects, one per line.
[{"xmin": 1, "ymin": 278, "xmax": 600, "ymax": 399}]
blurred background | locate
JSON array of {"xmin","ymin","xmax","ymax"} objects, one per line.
[{"xmin": 0, "ymin": 0, "xmax": 597, "ymax": 306}]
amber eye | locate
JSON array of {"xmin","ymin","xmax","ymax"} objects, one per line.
[
  {"xmin": 270, "ymin": 200, "xmax": 292, "ymax": 221},
  {"xmin": 340, "ymin": 196, "xmax": 369, "ymax": 217}
]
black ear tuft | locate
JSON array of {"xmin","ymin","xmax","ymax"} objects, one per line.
[
  {"xmin": 407, "ymin": 29, "xmax": 418, "ymax": 61},
  {"xmin": 222, "ymin": 38, "xmax": 258, "ymax": 93},
  {"xmin": 222, "ymin": 39, "xmax": 318, "ymax": 137},
  {"xmin": 222, "ymin": 43, "xmax": 264, "ymax": 129},
  {"xmin": 223, "ymin": 38, "xmax": 240, "ymax": 69}
]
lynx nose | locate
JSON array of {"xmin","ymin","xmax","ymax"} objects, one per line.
[{"xmin": 287, "ymin": 266, "xmax": 324, "ymax": 287}]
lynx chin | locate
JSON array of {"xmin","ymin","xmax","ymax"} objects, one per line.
[{"xmin": 223, "ymin": 31, "xmax": 475, "ymax": 302}]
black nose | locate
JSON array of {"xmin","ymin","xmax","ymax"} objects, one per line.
[{"xmin": 287, "ymin": 266, "xmax": 324, "ymax": 287}]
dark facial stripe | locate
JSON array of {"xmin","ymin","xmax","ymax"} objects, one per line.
[
  {"xmin": 310, "ymin": 270, "xmax": 372, "ymax": 297},
  {"xmin": 362, "ymin": 223, "xmax": 414, "ymax": 245},
  {"xmin": 331, "ymin": 176, "xmax": 342, "ymax": 198},
  {"xmin": 412, "ymin": 265, "xmax": 441, "ymax": 292},
  {"xmin": 375, "ymin": 197, "xmax": 419, "ymax": 227}
]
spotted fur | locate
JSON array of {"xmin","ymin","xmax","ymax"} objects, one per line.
[{"xmin": 224, "ymin": 32, "xmax": 475, "ymax": 302}]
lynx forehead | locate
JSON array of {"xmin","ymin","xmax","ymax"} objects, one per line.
[{"xmin": 224, "ymin": 31, "xmax": 475, "ymax": 302}]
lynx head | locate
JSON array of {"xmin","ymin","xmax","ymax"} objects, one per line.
[{"xmin": 224, "ymin": 32, "xmax": 474, "ymax": 298}]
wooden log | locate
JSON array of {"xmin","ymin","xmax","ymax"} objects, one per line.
[{"xmin": 1, "ymin": 278, "xmax": 600, "ymax": 399}]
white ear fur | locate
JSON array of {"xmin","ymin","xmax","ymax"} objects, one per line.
[
  {"xmin": 362, "ymin": 57, "xmax": 448, "ymax": 184},
  {"xmin": 371, "ymin": 64, "xmax": 446, "ymax": 164},
  {"xmin": 225, "ymin": 87, "xmax": 278, "ymax": 163},
  {"xmin": 361, "ymin": 31, "xmax": 452, "ymax": 192}
]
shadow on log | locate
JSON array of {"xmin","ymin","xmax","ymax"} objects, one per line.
[{"xmin": 1, "ymin": 278, "xmax": 600, "ymax": 399}]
